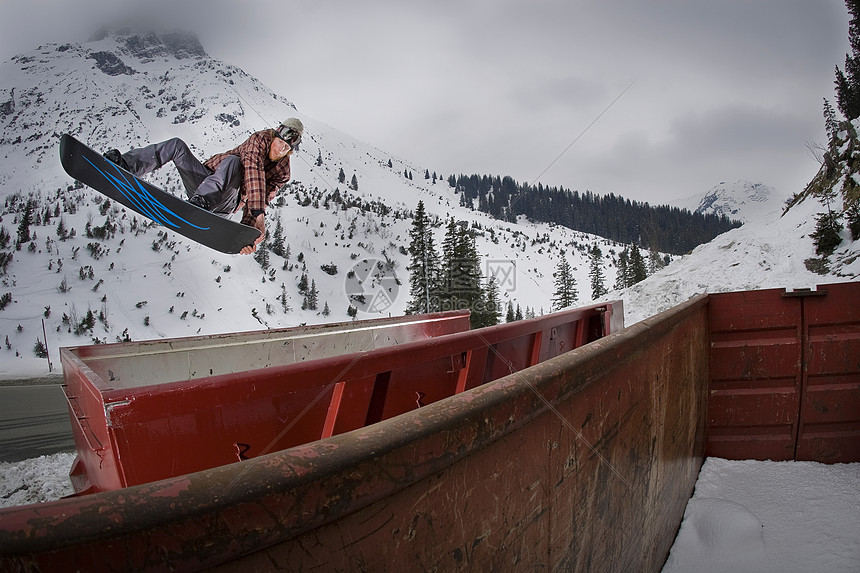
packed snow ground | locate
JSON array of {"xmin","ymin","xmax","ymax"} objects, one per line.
[{"xmin": 662, "ymin": 458, "xmax": 860, "ymax": 573}]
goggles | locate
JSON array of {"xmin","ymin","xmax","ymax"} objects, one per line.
[{"xmin": 275, "ymin": 125, "xmax": 302, "ymax": 151}]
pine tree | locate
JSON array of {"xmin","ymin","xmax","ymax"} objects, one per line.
[
  {"xmin": 350, "ymin": 174, "xmax": 359, "ymax": 191},
  {"xmin": 406, "ymin": 201, "xmax": 442, "ymax": 314},
  {"xmin": 629, "ymin": 244, "xmax": 648, "ymax": 284},
  {"xmin": 17, "ymin": 199, "xmax": 34, "ymax": 246},
  {"xmin": 307, "ymin": 279, "xmax": 319, "ymax": 310},
  {"xmin": 506, "ymin": 301, "xmax": 516, "ymax": 323},
  {"xmin": 835, "ymin": 0, "xmax": 860, "ymax": 120},
  {"xmin": 648, "ymin": 246, "xmax": 665, "ymax": 275},
  {"xmin": 482, "ymin": 277, "xmax": 502, "ymax": 327},
  {"xmin": 486, "ymin": 276, "xmax": 502, "ymax": 326},
  {"xmin": 847, "ymin": 201, "xmax": 860, "ymax": 240},
  {"xmin": 302, "ymin": 279, "xmax": 318, "ymax": 311},
  {"xmin": 315, "ymin": 150, "xmax": 323, "ymax": 166},
  {"xmin": 614, "ymin": 249, "xmax": 630, "ymax": 290},
  {"xmin": 823, "ymin": 98, "xmax": 839, "ymax": 141},
  {"xmin": 338, "ymin": 168, "xmax": 346, "ymax": 184},
  {"xmin": 552, "ymin": 258, "xmax": 577, "ymax": 310},
  {"xmin": 439, "ymin": 218, "xmax": 460, "ymax": 311},
  {"xmin": 254, "ymin": 238, "xmax": 270, "ymax": 269},
  {"xmin": 440, "ymin": 219, "xmax": 484, "ymax": 326},
  {"xmin": 271, "ymin": 217, "xmax": 286, "ymax": 257},
  {"xmin": 33, "ymin": 338, "xmax": 48, "ymax": 358},
  {"xmin": 812, "ymin": 188, "xmax": 844, "ymax": 256},
  {"xmin": 458, "ymin": 224, "xmax": 485, "ymax": 326},
  {"xmin": 441, "ymin": 218, "xmax": 458, "ymax": 268},
  {"xmin": 56, "ymin": 217, "xmax": 69, "ymax": 241},
  {"xmin": 589, "ymin": 245, "xmax": 607, "ymax": 299},
  {"xmin": 835, "ymin": 67, "xmax": 853, "ymax": 120},
  {"xmin": 812, "ymin": 211, "xmax": 844, "ymax": 256}
]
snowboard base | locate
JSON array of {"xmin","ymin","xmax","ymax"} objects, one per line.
[{"xmin": 59, "ymin": 134, "xmax": 260, "ymax": 254}]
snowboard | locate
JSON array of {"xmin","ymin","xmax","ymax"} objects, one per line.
[{"xmin": 59, "ymin": 134, "xmax": 261, "ymax": 254}]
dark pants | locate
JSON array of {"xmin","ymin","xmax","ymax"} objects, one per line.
[{"xmin": 121, "ymin": 138, "xmax": 241, "ymax": 214}]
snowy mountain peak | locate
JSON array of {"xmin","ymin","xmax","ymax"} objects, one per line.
[
  {"xmin": 0, "ymin": 29, "xmax": 296, "ymax": 191},
  {"xmin": 87, "ymin": 27, "xmax": 208, "ymax": 62},
  {"xmin": 674, "ymin": 180, "xmax": 787, "ymax": 224}
]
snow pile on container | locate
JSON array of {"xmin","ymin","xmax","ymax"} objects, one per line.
[{"xmin": 662, "ymin": 457, "xmax": 860, "ymax": 572}]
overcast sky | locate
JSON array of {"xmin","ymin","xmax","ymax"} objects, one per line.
[{"xmin": 1, "ymin": 0, "xmax": 851, "ymax": 204}]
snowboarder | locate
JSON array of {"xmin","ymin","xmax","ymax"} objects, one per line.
[{"xmin": 103, "ymin": 118, "xmax": 303, "ymax": 254}]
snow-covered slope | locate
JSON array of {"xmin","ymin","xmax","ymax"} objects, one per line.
[
  {"xmin": 621, "ymin": 177, "xmax": 859, "ymax": 325},
  {"xmin": 611, "ymin": 189, "xmax": 859, "ymax": 325}
]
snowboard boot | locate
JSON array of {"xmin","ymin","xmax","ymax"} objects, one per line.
[
  {"xmin": 187, "ymin": 194, "xmax": 211, "ymax": 210},
  {"xmin": 103, "ymin": 149, "xmax": 130, "ymax": 171}
]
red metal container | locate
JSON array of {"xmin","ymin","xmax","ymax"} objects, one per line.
[
  {"xmin": 60, "ymin": 311, "xmax": 472, "ymax": 494},
  {"xmin": 60, "ymin": 302, "xmax": 622, "ymax": 494},
  {"xmin": 1, "ymin": 284, "xmax": 857, "ymax": 572}
]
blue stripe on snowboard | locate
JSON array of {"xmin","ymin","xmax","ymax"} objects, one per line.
[{"xmin": 82, "ymin": 156, "xmax": 210, "ymax": 231}]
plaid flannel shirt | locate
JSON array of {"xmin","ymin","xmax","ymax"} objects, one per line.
[{"xmin": 205, "ymin": 129, "xmax": 291, "ymax": 225}]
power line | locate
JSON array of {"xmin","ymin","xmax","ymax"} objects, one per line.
[{"xmin": 529, "ymin": 79, "xmax": 636, "ymax": 187}]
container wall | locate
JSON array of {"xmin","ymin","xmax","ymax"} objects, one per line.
[
  {"xmin": 63, "ymin": 311, "xmax": 474, "ymax": 390},
  {"xmin": 707, "ymin": 286, "xmax": 803, "ymax": 460},
  {"xmin": 64, "ymin": 303, "xmax": 620, "ymax": 493},
  {"xmin": 796, "ymin": 282, "xmax": 860, "ymax": 462},
  {"xmin": 707, "ymin": 282, "xmax": 860, "ymax": 463},
  {"xmin": 60, "ymin": 311, "xmax": 472, "ymax": 493},
  {"xmin": 0, "ymin": 296, "xmax": 708, "ymax": 572},
  {"xmin": 231, "ymin": 297, "xmax": 708, "ymax": 573}
]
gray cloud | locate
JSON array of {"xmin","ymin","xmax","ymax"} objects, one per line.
[{"xmin": 0, "ymin": 0, "xmax": 851, "ymax": 203}]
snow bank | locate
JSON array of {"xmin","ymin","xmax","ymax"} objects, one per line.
[
  {"xmin": 611, "ymin": 189, "xmax": 859, "ymax": 326},
  {"xmin": 0, "ymin": 452, "xmax": 75, "ymax": 508}
]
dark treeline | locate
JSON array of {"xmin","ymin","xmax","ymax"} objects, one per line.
[{"xmin": 447, "ymin": 174, "xmax": 740, "ymax": 255}]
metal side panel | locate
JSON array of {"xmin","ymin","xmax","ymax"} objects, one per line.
[
  {"xmin": 707, "ymin": 282, "xmax": 860, "ymax": 463},
  {"xmin": 58, "ymin": 311, "xmax": 471, "ymax": 494},
  {"xmin": 707, "ymin": 287, "xmax": 802, "ymax": 460},
  {"xmin": 796, "ymin": 282, "xmax": 860, "ymax": 462}
]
